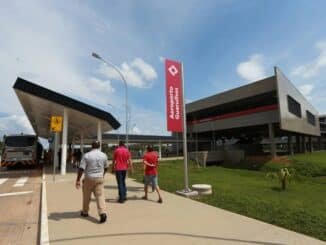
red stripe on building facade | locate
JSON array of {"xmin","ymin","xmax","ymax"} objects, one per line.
[{"xmin": 189, "ymin": 104, "xmax": 278, "ymax": 125}]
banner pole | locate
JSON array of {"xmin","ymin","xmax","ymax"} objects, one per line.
[{"xmin": 181, "ymin": 63, "xmax": 190, "ymax": 192}]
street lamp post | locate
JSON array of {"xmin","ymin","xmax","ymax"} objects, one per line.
[{"xmin": 92, "ymin": 52, "xmax": 129, "ymax": 147}]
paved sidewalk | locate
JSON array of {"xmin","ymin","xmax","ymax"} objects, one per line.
[{"xmin": 45, "ymin": 170, "xmax": 325, "ymax": 245}]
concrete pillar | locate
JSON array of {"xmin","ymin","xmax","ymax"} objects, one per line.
[
  {"xmin": 61, "ymin": 108, "xmax": 68, "ymax": 175},
  {"xmin": 158, "ymin": 140, "xmax": 162, "ymax": 160},
  {"xmin": 268, "ymin": 123, "xmax": 276, "ymax": 158},
  {"xmin": 71, "ymin": 140, "xmax": 75, "ymax": 164},
  {"xmin": 302, "ymin": 135, "xmax": 307, "ymax": 153},
  {"xmin": 97, "ymin": 120, "xmax": 102, "ymax": 150},
  {"xmin": 296, "ymin": 134, "xmax": 301, "ymax": 153},
  {"xmin": 80, "ymin": 132, "xmax": 84, "ymax": 154},
  {"xmin": 309, "ymin": 136, "xmax": 313, "ymax": 152},
  {"xmin": 210, "ymin": 122, "xmax": 214, "ymax": 152},
  {"xmin": 288, "ymin": 135, "xmax": 294, "ymax": 155}
]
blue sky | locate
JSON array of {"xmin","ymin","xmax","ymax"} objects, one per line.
[{"xmin": 1, "ymin": 0, "xmax": 326, "ymax": 136}]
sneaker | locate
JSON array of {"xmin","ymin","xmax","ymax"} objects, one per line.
[
  {"xmin": 141, "ymin": 196, "xmax": 148, "ymax": 200},
  {"xmin": 80, "ymin": 211, "xmax": 89, "ymax": 217},
  {"xmin": 118, "ymin": 199, "xmax": 125, "ymax": 203},
  {"xmin": 158, "ymin": 198, "xmax": 163, "ymax": 203},
  {"xmin": 99, "ymin": 213, "xmax": 107, "ymax": 223}
]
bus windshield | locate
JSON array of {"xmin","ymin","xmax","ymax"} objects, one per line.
[{"xmin": 5, "ymin": 136, "xmax": 36, "ymax": 147}]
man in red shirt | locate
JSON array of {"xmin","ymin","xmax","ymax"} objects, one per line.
[
  {"xmin": 142, "ymin": 145, "xmax": 163, "ymax": 203},
  {"xmin": 113, "ymin": 141, "xmax": 132, "ymax": 203}
]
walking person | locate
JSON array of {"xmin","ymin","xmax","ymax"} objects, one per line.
[
  {"xmin": 142, "ymin": 145, "xmax": 163, "ymax": 203},
  {"xmin": 73, "ymin": 149, "xmax": 82, "ymax": 168},
  {"xmin": 112, "ymin": 141, "xmax": 133, "ymax": 203},
  {"xmin": 75, "ymin": 141, "xmax": 109, "ymax": 223}
]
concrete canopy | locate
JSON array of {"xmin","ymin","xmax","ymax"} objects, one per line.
[{"xmin": 13, "ymin": 77, "xmax": 120, "ymax": 140}]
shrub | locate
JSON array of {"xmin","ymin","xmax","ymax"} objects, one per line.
[{"xmin": 292, "ymin": 160, "xmax": 324, "ymax": 177}]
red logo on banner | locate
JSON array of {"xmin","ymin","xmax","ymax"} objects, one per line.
[{"xmin": 165, "ymin": 59, "xmax": 183, "ymax": 132}]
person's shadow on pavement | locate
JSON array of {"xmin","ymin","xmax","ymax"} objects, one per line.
[
  {"xmin": 48, "ymin": 211, "xmax": 98, "ymax": 224},
  {"xmin": 105, "ymin": 195, "xmax": 160, "ymax": 204}
]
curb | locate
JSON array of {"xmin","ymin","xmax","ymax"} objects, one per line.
[{"xmin": 40, "ymin": 166, "xmax": 50, "ymax": 245}]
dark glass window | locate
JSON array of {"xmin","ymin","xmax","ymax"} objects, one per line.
[
  {"xmin": 306, "ymin": 111, "xmax": 316, "ymax": 126},
  {"xmin": 320, "ymin": 124, "xmax": 326, "ymax": 132},
  {"xmin": 5, "ymin": 136, "xmax": 36, "ymax": 147},
  {"xmin": 287, "ymin": 95, "xmax": 301, "ymax": 118}
]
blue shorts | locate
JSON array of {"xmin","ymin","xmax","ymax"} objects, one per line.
[{"xmin": 144, "ymin": 175, "xmax": 158, "ymax": 188}]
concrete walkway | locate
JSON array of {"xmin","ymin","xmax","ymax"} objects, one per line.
[{"xmin": 44, "ymin": 170, "xmax": 325, "ymax": 245}]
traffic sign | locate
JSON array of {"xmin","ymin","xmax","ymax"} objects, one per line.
[{"xmin": 50, "ymin": 116, "xmax": 63, "ymax": 132}]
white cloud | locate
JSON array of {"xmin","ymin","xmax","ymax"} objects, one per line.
[
  {"xmin": 291, "ymin": 41, "xmax": 326, "ymax": 78},
  {"xmin": 0, "ymin": 1, "xmax": 170, "ymax": 136},
  {"xmin": 298, "ymin": 84, "xmax": 314, "ymax": 101},
  {"xmin": 104, "ymin": 103, "xmax": 169, "ymax": 136},
  {"xmin": 87, "ymin": 77, "xmax": 115, "ymax": 94},
  {"xmin": 0, "ymin": 2, "xmax": 103, "ymax": 106},
  {"xmin": 237, "ymin": 54, "xmax": 266, "ymax": 82},
  {"xmin": 131, "ymin": 126, "xmax": 141, "ymax": 134},
  {"xmin": 0, "ymin": 115, "xmax": 33, "ymax": 137},
  {"xmin": 129, "ymin": 107, "xmax": 169, "ymax": 136},
  {"xmin": 131, "ymin": 58, "xmax": 157, "ymax": 80},
  {"xmin": 98, "ymin": 58, "xmax": 157, "ymax": 88},
  {"xmin": 0, "ymin": 1, "xmax": 119, "ymax": 134}
]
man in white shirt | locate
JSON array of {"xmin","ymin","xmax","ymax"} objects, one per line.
[{"xmin": 75, "ymin": 141, "xmax": 109, "ymax": 223}]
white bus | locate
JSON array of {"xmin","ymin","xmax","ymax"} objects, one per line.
[{"xmin": 1, "ymin": 134, "xmax": 42, "ymax": 167}]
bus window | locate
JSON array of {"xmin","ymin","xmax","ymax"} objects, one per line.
[{"xmin": 5, "ymin": 136, "xmax": 36, "ymax": 147}]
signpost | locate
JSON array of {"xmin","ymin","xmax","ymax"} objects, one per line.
[
  {"xmin": 50, "ymin": 116, "xmax": 63, "ymax": 182},
  {"xmin": 165, "ymin": 59, "xmax": 183, "ymax": 132},
  {"xmin": 50, "ymin": 116, "xmax": 63, "ymax": 132},
  {"xmin": 165, "ymin": 59, "xmax": 196, "ymax": 196}
]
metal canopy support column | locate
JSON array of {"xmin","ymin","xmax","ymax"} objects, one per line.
[
  {"xmin": 97, "ymin": 121, "xmax": 102, "ymax": 150},
  {"xmin": 61, "ymin": 108, "xmax": 68, "ymax": 175},
  {"xmin": 53, "ymin": 132, "xmax": 59, "ymax": 168},
  {"xmin": 268, "ymin": 123, "xmax": 276, "ymax": 158}
]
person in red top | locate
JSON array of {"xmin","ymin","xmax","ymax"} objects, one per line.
[
  {"xmin": 142, "ymin": 145, "xmax": 163, "ymax": 203},
  {"xmin": 113, "ymin": 141, "xmax": 132, "ymax": 203}
]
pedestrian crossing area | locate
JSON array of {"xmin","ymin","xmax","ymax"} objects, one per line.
[
  {"xmin": 0, "ymin": 178, "xmax": 8, "ymax": 185},
  {"xmin": 0, "ymin": 177, "xmax": 30, "ymax": 188},
  {"xmin": 13, "ymin": 177, "xmax": 28, "ymax": 187}
]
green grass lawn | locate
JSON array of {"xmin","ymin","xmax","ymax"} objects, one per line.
[{"xmin": 132, "ymin": 152, "xmax": 326, "ymax": 241}]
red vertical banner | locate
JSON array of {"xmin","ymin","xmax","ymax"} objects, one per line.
[{"xmin": 165, "ymin": 59, "xmax": 183, "ymax": 132}]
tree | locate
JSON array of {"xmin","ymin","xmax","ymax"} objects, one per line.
[{"xmin": 266, "ymin": 168, "xmax": 294, "ymax": 191}]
